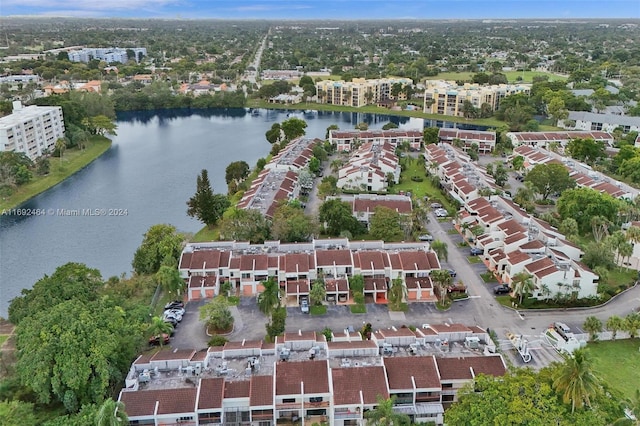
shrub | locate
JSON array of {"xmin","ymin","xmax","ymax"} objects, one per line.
[
  {"xmin": 208, "ymin": 335, "xmax": 228, "ymax": 347},
  {"xmin": 411, "ymin": 176, "xmax": 424, "ymax": 182}
]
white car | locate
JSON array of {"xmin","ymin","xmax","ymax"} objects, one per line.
[{"xmin": 435, "ymin": 208, "xmax": 449, "ymax": 218}]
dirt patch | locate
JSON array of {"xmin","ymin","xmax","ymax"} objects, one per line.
[{"xmin": 0, "ymin": 320, "xmax": 15, "ymax": 335}]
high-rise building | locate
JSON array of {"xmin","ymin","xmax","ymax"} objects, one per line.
[
  {"xmin": 0, "ymin": 101, "xmax": 65, "ymax": 160},
  {"xmin": 315, "ymin": 77, "xmax": 413, "ymax": 107}
]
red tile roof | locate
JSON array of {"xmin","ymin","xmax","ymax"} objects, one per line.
[
  {"xmin": 436, "ymin": 355, "xmax": 506, "ymax": 380},
  {"xmin": 120, "ymin": 388, "xmax": 197, "ymax": 417},
  {"xmin": 384, "ymin": 356, "xmax": 440, "ymax": 390},
  {"xmin": 332, "ymin": 366, "xmax": 389, "ymax": 405},
  {"xmin": 315, "ymin": 249, "xmax": 353, "ymax": 267},
  {"xmin": 224, "ymin": 381, "xmax": 251, "ymax": 399},
  {"xmin": 198, "ymin": 378, "xmax": 224, "ymax": 409},
  {"xmin": 275, "ymin": 360, "xmax": 330, "ymax": 395},
  {"xmin": 250, "ymin": 375, "xmax": 273, "ymax": 406}
]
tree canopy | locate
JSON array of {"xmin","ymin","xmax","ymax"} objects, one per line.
[
  {"xmin": 319, "ymin": 199, "xmax": 364, "ymax": 236},
  {"xmin": 556, "ymin": 188, "xmax": 624, "ymax": 234},
  {"xmin": 445, "ymin": 368, "xmax": 613, "ymax": 426},
  {"xmin": 219, "ymin": 208, "xmax": 271, "ymax": 243},
  {"xmin": 132, "ymin": 224, "xmax": 184, "ymax": 275},
  {"xmin": 271, "ymin": 202, "xmax": 316, "ymax": 242},
  {"xmin": 566, "ymin": 138, "xmax": 606, "ymax": 165},
  {"xmin": 369, "ymin": 206, "xmax": 404, "ymax": 241},
  {"xmin": 525, "ymin": 163, "xmax": 576, "ymax": 200},
  {"xmin": 8, "ymin": 262, "xmax": 103, "ymax": 325}
]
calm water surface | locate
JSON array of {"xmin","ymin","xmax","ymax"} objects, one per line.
[{"xmin": 1, "ymin": 108, "xmax": 439, "ymax": 316}]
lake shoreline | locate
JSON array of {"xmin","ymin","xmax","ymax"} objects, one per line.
[{"xmin": 0, "ymin": 136, "xmax": 112, "ymax": 211}]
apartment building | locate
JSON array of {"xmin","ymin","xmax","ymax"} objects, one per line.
[
  {"xmin": 316, "ymin": 77, "xmax": 413, "ymax": 107},
  {"xmin": 67, "ymin": 47, "xmax": 147, "ymax": 63},
  {"xmin": 559, "ymin": 111, "xmax": 640, "ymax": 133},
  {"xmin": 337, "ymin": 141, "xmax": 400, "ymax": 192},
  {"xmin": 329, "ymin": 129, "xmax": 423, "ymax": 152},
  {"xmin": 118, "ymin": 327, "xmax": 506, "ymax": 426},
  {"xmin": 437, "ymin": 129, "xmax": 497, "ymax": 154},
  {"xmin": 423, "ymin": 80, "xmax": 530, "ymax": 117},
  {"xmin": 328, "ymin": 194, "xmax": 413, "ymax": 228},
  {"xmin": 507, "ymin": 130, "xmax": 614, "ymax": 148},
  {"xmin": 178, "ymin": 239, "xmax": 441, "ymax": 304},
  {"xmin": 0, "ymin": 101, "xmax": 65, "ymax": 160}
]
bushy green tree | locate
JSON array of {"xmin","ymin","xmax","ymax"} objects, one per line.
[
  {"xmin": 369, "ymin": 206, "xmax": 403, "ymax": 241},
  {"xmin": 271, "ymin": 202, "xmax": 316, "ymax": 242},
  {"xmin": 200, "ymin": 296, "xmax": 234, "ymax": 332},
  {"xmin": 132, "ymin": 224, "xmax": 184, "ymax": 275},
  {"xmin": 219, "ymin": 208, "xmax": 271, "ymax": 243},
  {"xmin": 525, "ymin": 163, "xmax": 576, "ymax": 200},
  {"xmin": 319, "ymin": 199, "xmax": 364, "ymax": 236}
]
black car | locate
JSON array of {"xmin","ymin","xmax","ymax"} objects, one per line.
[{"xmin": 493, "ymin": 285, "xmax": 511, "ymax": 295}]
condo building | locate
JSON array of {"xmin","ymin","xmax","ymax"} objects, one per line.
[{"xmin": 0, "ymin": 101, "xmax": 65, "ymax": 160}]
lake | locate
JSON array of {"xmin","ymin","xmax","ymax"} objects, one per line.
[{"xmin": 0, "ymin": 108, "xmax": 481, "ymax": 317}]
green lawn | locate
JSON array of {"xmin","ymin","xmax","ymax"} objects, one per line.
[
  {"xmin": 350, "ymin": 304, "xmax": 367, "ymax": 314},
  {"xmin": 391, "ymin": 158, "xmax": 456, "ymax": 211},
  {"xmin": 310, "ymin": 305, "xmax": 327, "ymax": 315},
  {"xmin": 480, "ymin": 271, "xmax": 498, "ymax": 283},
  {"xmin": 0, "ymin": 335, "xmax": 8, "ymax": 347},
  {"xmin": 0, "ymin": 136, "xmax": 112, "ymax": 211},
  {"xmin": 192, "ymin": 226, "xmax": 220, "ymax": 243},
  {"xmin": 424, "ymin": 70, "xmax": 567, "ymax": 84},
  {"xmin": 588, "ymin": 339, "xmax": 640, "ymax": 400},
  {"xmin": 467, "ymin": 256, "xmax": 482, "ymax": 264}
]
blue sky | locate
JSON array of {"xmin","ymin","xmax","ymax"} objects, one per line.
[{"xmin": 2, "ymin": 0, "xmax": 639, "ymax": 19}]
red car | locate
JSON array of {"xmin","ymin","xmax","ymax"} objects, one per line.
[{"xmin": 149, "ymin": 333, "xmax": 170, "ymax": 346}]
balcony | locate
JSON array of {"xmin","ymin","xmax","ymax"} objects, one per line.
[
  {"xmin": 306, "ymin": 400, "xmax": 330, "ymax": 408},
  {"xmin": 334, "ymin": 410, "xmax": 361, "ymax": 420},
  {"xmin": 276, "ymin": 402, "xmax": 302, "ymax": 410}
]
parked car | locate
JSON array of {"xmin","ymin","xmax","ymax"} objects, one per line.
[
  {"xmin": 448, "ymin": 283, "xmax": 467, "ymax": 293},
  {"xmin": 149, "ymin": 333, "xmax": 170, "ymax": 346},
  {"xmin": 493, "ymin": 285, "xmax": 511, "ymax": 295},
  {"xmin": 435, "ymin": 208, "xmax": 449, "ymax": 218},
  {"xmin": 165, "ymin": 307, "xmax": 185, "ymax": 316},
  {"xmin": 165, "ymin": 300, "xmax": 184, "ymax": 310},
  {"xmin": 470, "ymin": 247, "xmax": 483, "ymax": 256},
  {"xmin": 163, "ymin": 311, "xmax": 182, "ymax": 322},
  {"xmin": 163, "ymin": 318, "xmax": 178, "ymax": 328},
  {"xmin": 300, "ymin": 298, "xmax": 309, "ymax": 314},
  {"xmin": 418, "ymin": 234, "xmax": 434, "ymax": 242},
  {"xmin": 430, "ymin": 202, "xmax": 443, "ymax": 209},
  {"xmin": 447, "ymin": 269, "xmax": 457, "ymax": 277}
]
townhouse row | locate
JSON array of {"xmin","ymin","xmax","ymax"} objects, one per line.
[
  {"xmin": 424, "ymin": 143, "xmax": 599, "ymax": 300},
  {"xmin": 329, "ymin": 129, "xmax": 423, "ymax": 152},
  {"xmin": 237, "ymin": 138, "xmax": 320, "ymax": 218},
  {"xmin": 119, "ymin": 327, "xmax": 506, "ymax": 426},
  {"xmin": 179, "ymin": 239, "xmax": 441, "ymax": 303},
  {"xmin": 337, "ymin": 141, "xmax": 401, "ymax": 192}
]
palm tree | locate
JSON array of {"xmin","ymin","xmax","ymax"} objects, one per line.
[
  {"xmin": 430, "ymin": 269, "xmax": 453, "ymax": 305},
  {"xmin": 540, "ymin": 283, "xmax": 552, "ymax": 300},
  {"xmin": 431, "ymin": 240, "xmax": 448, "ymax": 262},
  {"xmin": 512, "ymin": 272, "xmax": 534, "ymax": 304},
  {"xmin": 55, "ymin": 137, "xmax": 67, "ymax": 162},
  {"xmin": 606, "ymin": 315, "xmax": 624, "ymax": 340},
  {"xmin": 553, "ymin": 349, "xmax": 601, "ymax": 413},
  {"xmin": 95, "ymin": 397, "xmax": 128, "ymax": 426},
  {"xmin": 257, "ymin": 276, "xmax": 281, "ymax": 315},
  {"xmin": 364, "ymin": 396, "xmax": 411, "ymax": 426},
  {"xmin": 626, "ymin": 226, "xmax": 640, "ymax": 247},
  {"xmin": 583, "ymin": 316, "xmax": 603, "ymax": 341},
  {"xmin": 148, "ymin": 316, "xmax": 173, "ymax": 347},
  {"xmin": 387, "ymin": 277, "xmax": 407, "ymax": 310},
  {"xmin": 612, "ymin": 389, "xmax": 640, "ymax": 426},
  {"xmin": 624, "ymin": 313, "xmax": 640, "ymax": 339}
]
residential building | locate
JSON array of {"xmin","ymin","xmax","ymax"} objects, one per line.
[
  {"xmin": 328, "ymin": 194, "xmax": 413, "ymax": 228},
  {"xmin": 337, "ymin": 142, "xmax": 400, "ymax": 192},
  {"xmin": 423, "ymin": 80, "xmax": 530, "ymax": 117},
  {"xmin": 0, "ymin": 101, "xmax": 65, "ymax": 161},
  {"xmin": 506, "ymin": 130, "xmax": 614, "ymax": 148},
  {"xmin": 118, "ymin": 327, "xmax": 507, "ymax": 426},
  {"xmin": 558, "ymin": 111, "xmax": 640, "ymax": 133},
  {"xmin": 437, "ymin": 129, "xmax": 496, "ymax": 154},
  {"xmin": 178, "ymin": 239, "xmax": 441, "ymax": 304},
  {"xmin": 316, "ymin": 77, "xmax": 412, "ymax": 107},
  {"xmin": 329, "ymin": 129, "xmax": 423, "ymax": 152},
  {"xmin": 67, "ymin": 47, "xmax": 147, "ymax": 64}
]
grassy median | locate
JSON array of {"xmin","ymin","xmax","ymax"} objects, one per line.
[{"xmin": 0, "ymin": 136, "xmax": 112, "ymax": 211}]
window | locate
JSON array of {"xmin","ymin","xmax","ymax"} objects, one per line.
[
  {"xmin": 282, "ymin": 398, "xmax": 296, "ymax": 403},
  {"xmin": 442, "ymin": 383, "xmax": 453, "ymax": 388},
  {"xmin": 259, "ymin": 422, "xmax": 271, "ymax": 426},
  {"xmin": 309, "ymin": 396, "xmax": 323, "ymax": 403},
  {"xmin": 591, "ymin": 122, "xmax": 603, "ymax": 131}
]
